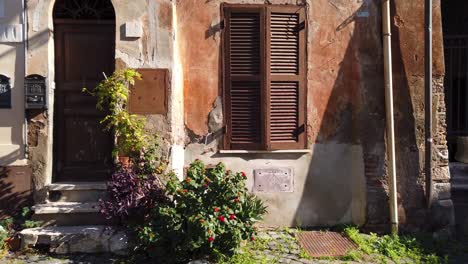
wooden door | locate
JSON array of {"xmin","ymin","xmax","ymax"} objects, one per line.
[{"xmin": 54, "ymin": 20, "xmax": 115, "ymax": 182}]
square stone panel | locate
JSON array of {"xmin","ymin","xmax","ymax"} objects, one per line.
[{"xmin": 253, "ymin": 168, "xmax": 293, "ymax": 193}]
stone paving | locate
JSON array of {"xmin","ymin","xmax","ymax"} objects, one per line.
[{"xmin": 1, "ymin": 229, "xmax": 467, "ymax": 264}]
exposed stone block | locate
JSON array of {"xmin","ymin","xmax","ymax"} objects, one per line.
[{"xmin": 434, "ymin": 182, "xmax": 451, "ymax": 200}]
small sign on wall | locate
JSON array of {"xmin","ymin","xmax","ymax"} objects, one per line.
[
  {"xmin": 254, "ymin": 168, "xmax": 294, "ymax": 193},
  {"xmin": 129, "ymin": 69, "xmax": 168, "ymax": 115},
  {"xmin": 0, "ymin": 74, "xmax": 11, "ymax": 108}
]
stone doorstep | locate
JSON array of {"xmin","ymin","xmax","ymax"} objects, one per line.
[
  {"xmin": 19, "ymin": 225, "xmax": 129, "ymax": 255},
  {"xmin": 452, "ymin": 183, "xmax": 468, "ymax": 191},
  {"xmin": 48, "ymin": 182, "xmax": 107, "ymax": 191},
  {"xmin": 33, "ymin": 202, "xmax": 100, "ymax": 214}
]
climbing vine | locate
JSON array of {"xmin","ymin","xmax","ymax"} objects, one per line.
[{"xmin": 83, "ymin": 69, "xmax": 146, "ymax": 158}]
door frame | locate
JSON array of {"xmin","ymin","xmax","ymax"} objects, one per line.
[{"xmin": 52, "ymin": 18, "xmax": 116, "ymax": 182}]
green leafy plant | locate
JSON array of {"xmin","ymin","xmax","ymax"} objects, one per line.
[
  {"xmin": 136, "ymin": 160, "xmax": 267, "ymax": 263},
  {"xmin": 19, "ymin": 207, "xmax": 43, "ymax": 229},
  {"xmin": 344, "ymin": 226, "xmax": 442, "ymax": 264},
  {"xmin": 83, "ymin": 69, "xmax": 146, "ymax": 158}
]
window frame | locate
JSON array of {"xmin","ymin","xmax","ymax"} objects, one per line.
[{"xmin": 222, "ymin": 4, "xmax": 307, "ymax": 151}]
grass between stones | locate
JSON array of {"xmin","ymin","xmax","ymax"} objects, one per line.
[{"xmin": 217, "ymin": 226, "xmax": 467, "ymax": 264}]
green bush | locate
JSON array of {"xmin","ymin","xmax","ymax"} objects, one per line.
[{"xmin": 136, "ymin": 160, "xmax": 267, "ymax": 263}]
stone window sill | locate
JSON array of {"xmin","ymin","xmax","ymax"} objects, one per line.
[{"xmin": 218, "ymin": 149, "xmax": 311, "ymax": 154}]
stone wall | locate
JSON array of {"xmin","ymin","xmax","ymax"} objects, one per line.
[
  {"xmin": 14, "ymin": 0, "xmax": 453, "ymax": 230},
  {"xmin": 178, "ymin": 0, "xmax": 452, "ymax": 230},
  {"xmin": 179, "ymin": 0, "xmax": 379, "ymax": 227},
  {"xmin": 24, "ymin": 0, "xmax": 179, "ymax": 202}
]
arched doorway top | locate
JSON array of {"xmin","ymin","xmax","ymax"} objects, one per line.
[{"xmin": 53, "ymin": 0, "xmax": 115, "ymax": 20}]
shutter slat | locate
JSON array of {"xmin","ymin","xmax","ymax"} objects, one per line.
[
  {"xmin": 270, "ymin": 13, "xmax": 299, "ymax": 74},
  {"xmin": 230, "ymin": 80, "xmax": 261, "ymax": 143},
  {"xmin": 270, "ymin": 81, "xmax": 298, "ymax": 142},
  {"xmin": 230, "ymin": 13, "xmax": 261, "ymax": 76},
  {"xmin": 227, "ymin": 12, "xmax": 262, "ymax": 146}
]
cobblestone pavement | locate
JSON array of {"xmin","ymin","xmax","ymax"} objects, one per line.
[{"xmin": 1, "ymin": 230, "xmax": 467, "ymax": 264}]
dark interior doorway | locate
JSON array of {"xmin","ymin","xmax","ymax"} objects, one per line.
[
  {"xmin": 442, "ymin": 0, "xmax": 468, "ymax": 161},
  {"xmin": 52, "ymin": 0, "xmax": 116, "ymax": 182}
]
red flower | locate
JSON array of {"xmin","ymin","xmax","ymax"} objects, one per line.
[
  {"xmin": 214, "ymin": 207, "xmax": 220, "ymax": 212},
  {"xmin": 241, "ymin": 172, "xmax": 247, "ymax": 178},
  {"xmin": 230, "ymin": 214, "xmax": 235, "ymax": 220},
  {"xmin": 234, "ymin": 198, "xmax": 239, "ymax": 203},
  {"xmin": 250, "ymin": 236, "xmax": 255, "ymax": 241},
  {"xmin": 218, "ymin": 215, "xmax": 225, "ymax": 223},
  {"xmin": 186, "ymin": 178, "xmax": 191, "ymax": 183},
  {"xmin": 208, "ymin": 236, "xmax": 214, "ymax": 242},
  {"xmin": 183, "ymin": 189, "xmax": 188, "ymax": 193}
]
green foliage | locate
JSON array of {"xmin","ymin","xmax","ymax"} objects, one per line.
[
  {"xmin": 83, "ymin": 69, "xmax": 146, "ymax": 157},
  {"xmin": 136, "ymin": 160, "xmax": 267, "ymax": 263},
  {"xmin": 217, "ymin": 237, "xmax": 273, "ymax": 264},
  {"xmin": 20, "ymin": 207, "xmax": 43, "ymax": 229},
  {"xmin": 131, "ymin": 134, "xmax": 167, "ymax": 176},
  {"xmin": 344, "ymin": 226, "xmax": 442, "ymax": 264},
  {"xmin": 0, "ymin": 226, "xmax": 7, "ymax": 253}
]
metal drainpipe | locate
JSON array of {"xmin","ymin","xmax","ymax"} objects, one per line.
[
  {"xmin": 22, "ymin": 0, "xmax": 28, "ymax": 159},
  {"xmin": 382, "ymin": 0, "xmax": 399, "ymax": 234},
  {"xmin": 425, "ymin": 0, "xmax": 434, "ymax": 210}
]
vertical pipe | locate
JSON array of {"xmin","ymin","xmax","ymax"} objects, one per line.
[
  {"xmin": 382, "ymin": 0, "xmax": 399, "ymax": 234},
  {"xmin": 425, "ymin": 0, "xmax": 434, "ymax": 209},
  {"xmin": 22, "ymin": 0, "xmax": 28, "ymax": 159}
]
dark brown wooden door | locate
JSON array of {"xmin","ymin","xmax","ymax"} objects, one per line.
[{"xmin": 54, "ymin": 20, "xmax": 115, "ymax": 182}]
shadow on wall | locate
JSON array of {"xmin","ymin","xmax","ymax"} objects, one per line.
[
  {"xmin": 0, "ymin": 167, "xmax": 33, "ymax": 218},
  {"xmin": 293, "ymin": 1, "xmax": 423, "ymax": 232},
  {"xmin": 0, "ymin": 29, "xmax": 50, "ymax": 165}
]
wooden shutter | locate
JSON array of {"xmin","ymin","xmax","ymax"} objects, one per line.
[
  {"xmin": 266, "ymin": 6, "xmax": 306, "ymax": 150},
  {"xmin": 224, "ymin": 7, "xmax": 266, "ymax": 150}
]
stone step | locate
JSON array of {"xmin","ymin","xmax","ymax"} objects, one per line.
[
  {"xmin": 47, "ymin": 182, "xmax": 108, "ymax": 203},
  {"xmin": 19, "ymin": 225, "xmax": 129, "ymax": 255},
  {"xmin": 32, "ymin": 202, "xmax": 108, "ymax": 226}
]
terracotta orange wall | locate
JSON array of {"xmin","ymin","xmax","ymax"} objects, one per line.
[
  {"xmin": 177, "ymin": 0, "xmax": 221, "ymax": 136},
  {"xmin": 177, "ymin": 0, "xmax": 385, "ymax": 144}
]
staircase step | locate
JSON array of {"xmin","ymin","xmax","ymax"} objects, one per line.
[
  {"xmin": 34, "ymin": 202, "xmax": 100, "ymax": 214},
  {"xmin": 47, "ymin": 182, "xmax": 108, "ymax": 203},
  {"xmin": 32, "ymin": 202, "xmax": 109, "ymax": 226},
  {"xmin": 48, "ymin": 182, "xmax": 107, "ymax": 191},
  {"xmin": 20, "ymin": 225, "xmax": 129, "ymax": 254}
]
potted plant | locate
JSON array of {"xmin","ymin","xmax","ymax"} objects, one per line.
[{"xmin": 83, "ymin": 69, "xmax": 146, "ymax": 168}]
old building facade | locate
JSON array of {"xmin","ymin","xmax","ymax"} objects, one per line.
[{"xmin": 0, "ymin": 0, "xmax": 460, "ymax": 235}]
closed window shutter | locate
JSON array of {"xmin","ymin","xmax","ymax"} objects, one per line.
[
  {"xmin": 266, "ymin": 6, "xmax": 306, "ymax": 150},
  {"xmin": 224, "ymin": 7, "xmax": 266, "ymax": 150}
]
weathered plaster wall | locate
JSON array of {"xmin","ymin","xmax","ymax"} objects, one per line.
[
  {"xmin": 0, "ymin": 0, "xmax": 26, "ymax": 166},
  {"xmin": 389, "ymin": 0, "xmax": 452, "ymax": 231},
  {"xmin": 179, "ymin": 0, "xmax": 452, "ymax": 229},
  {"xmin": 178, "ymin": 0, "xmax": 380, "ymax": 227},
  {"xmin": 25, "ymin": 0, "xmax": 177, "ymax": 201},
  {"xmin": 17, "ymin": 0, "xmax": 452, "ymax": 230},
  {"xmin": 0, "ymin": 0, "xmax": 32, "ymax": 217}
]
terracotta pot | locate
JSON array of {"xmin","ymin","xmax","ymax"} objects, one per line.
[
  {"xmin": 118, "ymin": 156, "xmax": 131, "ymax": 168},
  {"xmin": 5, "ymin": 236, "xmax": 20, "ymax": 251}
]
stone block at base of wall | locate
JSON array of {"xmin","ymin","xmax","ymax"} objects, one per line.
[{"xmin": 431, "ymin": 199, "xmax": 455, "ymax": 230}]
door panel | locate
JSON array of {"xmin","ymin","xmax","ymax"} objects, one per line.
[{"xmin": 54, "ymin": 21, "xmax": 115, "ymax": 181}]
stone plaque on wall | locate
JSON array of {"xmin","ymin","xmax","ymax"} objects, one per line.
[
  {"xmin": 253, "ymin": 168, "xmax": 294, "ymax": 193},
  {"xmin": 129, "ymin": 69, "xmax": 168, "ymax": 115}
]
